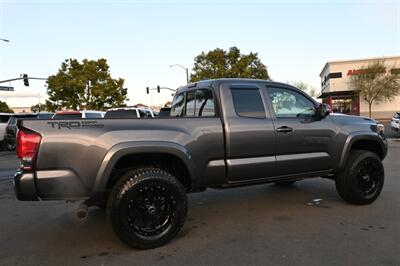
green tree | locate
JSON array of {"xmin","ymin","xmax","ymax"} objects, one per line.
[
  {"xmin": 190, "ymin": 47, "xmax": 269, "ymax": 82},
  {"xmin": 0, "ymin": 101, "xmax": 14, "ymax": 113},
  {"xmin": 350, "ymin": 60, "xmax": 400, "ymax": 117},
  {"xmin": 291, "ymin": 81, "xmax": 318, "ymax": 98},
  {"xmin": 47, "ymin": 58, "xmax": 128, "ymax": 111},
  {"xmin": 31, "ymin": 103, "xmax": 47, "ymax": 113}
]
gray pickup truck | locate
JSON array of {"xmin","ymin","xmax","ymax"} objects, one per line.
[{"xmin": 14, "ymin": 78, "xmax": 387, "ymax": 249}]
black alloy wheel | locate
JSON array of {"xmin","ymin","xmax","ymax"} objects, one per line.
[
  {"xmin": 107, "ymin": 167, "xmax": 187, "ymax": 249},
  {"xmin": 336, "ymin": 150, "xmax": 384, "ymax": 205}
]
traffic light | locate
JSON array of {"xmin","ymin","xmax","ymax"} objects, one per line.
[
  {"xmin": 23, "ymin": 74, "xmax": 29, "ymax": 86},
  {"xmin": 157, "ymin": 85, "xmax": 160, "ymax": 93},
  {"xmin": 146, "ymin": 87, "xmax": 149, "ymax": 94}
]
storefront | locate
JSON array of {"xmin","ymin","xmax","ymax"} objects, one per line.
[
  {"xmin": 319, "ymin": 56, "xmax": 400, "ymax": 119},
  {"xmin": 320, "ymin": 91, "xmax": 360, "ymax": 116}
]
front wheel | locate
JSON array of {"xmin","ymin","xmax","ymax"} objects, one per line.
[
  {"xmin": 335, "ymin": 150, "xmax": 384, "ymax": 205},
  {"xmin": 106, "ymin": 167, "xmax": 187, "ymax": 249}
]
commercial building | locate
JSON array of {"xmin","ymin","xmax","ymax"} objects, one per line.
[
  {"xmin": 319, "ymin": 56, "xmax": 400, "ymax": 119},
  {"xmin": 10, "ymin": 106, "xmax": 31, "ymax": 113}
]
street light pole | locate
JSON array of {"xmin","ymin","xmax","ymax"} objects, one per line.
[{"xmin": 170, "ymin": 64, "xmax": 189, "ymax": 84}]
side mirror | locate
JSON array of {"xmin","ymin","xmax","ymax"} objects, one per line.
[{"xmin": 318, "ymin": 103, "xmax": 331, "ymax": 119}]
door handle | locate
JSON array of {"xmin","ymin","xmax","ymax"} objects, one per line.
[{"xmin": 276, "ymin": 126, "xmax": 293, "ymax": 133}]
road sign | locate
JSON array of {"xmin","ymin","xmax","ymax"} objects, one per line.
[{"xmin": 0, "ymin": 86, "xmax": 14, "ymax": 91}]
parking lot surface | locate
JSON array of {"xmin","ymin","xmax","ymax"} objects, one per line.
[{"xmin": 0, "ymin": 141, "xmax": 399, "ymax": 266}]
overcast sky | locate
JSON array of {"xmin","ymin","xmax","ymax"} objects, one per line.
[{"xmin": 0, "ymin": 0, "xmax": 399, "ymax": 108}]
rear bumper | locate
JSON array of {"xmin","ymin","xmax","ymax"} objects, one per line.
[
  {"xmin": 14, "ymin": 169, "xmax": 90, "ymax": 201},
  {"xmin": 14, "ymin": 171, "xmax": 39, "ymax": 201}
]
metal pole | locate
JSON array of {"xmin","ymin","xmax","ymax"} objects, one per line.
[
  {"xmin": 170, "ymin": 64, "xmax": 189, "ymax": 84},
  {"xmin": 0, "ymin": 76, "xmax": 47, "ymax": 84}
]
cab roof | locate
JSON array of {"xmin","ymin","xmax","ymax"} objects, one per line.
[{"xmin": 175, "ymin": 78, "xmax": 294, "ymax": 94}]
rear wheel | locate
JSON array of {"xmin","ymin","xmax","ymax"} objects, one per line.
[
  {"xmin": 335, "ymin": 150, "xmax": 384, "ymax": 205},
  {"xmin": 106, "ymin": 167, "xmax": 187, "ymax": 249}
]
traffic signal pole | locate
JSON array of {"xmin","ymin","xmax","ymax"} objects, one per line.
[
  {"xmin": 0, "ymin": 76, "xmax": 47, "ymax": 84},
  {"xmin": 146, "ymin": 86, "xmax": 176, "ymax": 94}
]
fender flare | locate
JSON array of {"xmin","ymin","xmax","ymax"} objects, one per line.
[
  {"xmin": 91, "ymin": 141, "xmax": 197, "ymax": 195},
  {"xmin": 337, "ymin": 131, "xmax": 387, "ymax": 171}
]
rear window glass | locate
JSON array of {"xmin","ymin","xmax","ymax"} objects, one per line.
[
  {"xmin": 0, "ymin": 115, "xmax": 11, "ymax": 123},
  {"xmin": 231, "ymin": 88, "xmax": 265, "ymax": 118},
  {"xmin": 104, "ymin": 110, "xmax": 138, "ymax": 119},
  {"xmin": 52, "ymin": 113, "xmax": 82, "ymax": 119},
  {"xmin": 85, "ymin": 112, "xmax": 103, "ymax": 119}
]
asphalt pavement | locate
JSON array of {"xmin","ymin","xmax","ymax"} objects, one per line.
[
  {"xmin": 0, "ymin": 141, "xmax": 399, "ymax": 266},
  {"xmin": 0, "ymin": 152, "xmax": 18, "ymax": 180}
]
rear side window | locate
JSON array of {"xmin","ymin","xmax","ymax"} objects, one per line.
[
  {"xmin": 184, "ymin": 89, "xmax": 215, "ymax": 117},
  {"xmin": 195, "ymin": 89, "xmax": 215, "ymax": 117},
  {"xmin": 185, "ymin": 91, "xmax": 196, "ymax": 117},
  {"xmin": 170, "ymin": 93, "xmax": 185, "ymax": 117},
  {"xmin": 231, "ymin": 88, "xmax": 265, "ymax": 118}
]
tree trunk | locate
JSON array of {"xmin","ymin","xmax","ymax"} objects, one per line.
[{"xmin": 369, "ymin": 103, "xmax": 372, "ymax": 118}]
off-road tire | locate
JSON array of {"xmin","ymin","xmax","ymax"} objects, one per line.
[
  {"xmin": 106, "ymin": 167, "xmax": 187, "ymax": 249},
  {"xmin": 335, "ymin": 150, "xmax": 384, "ymax": 205}
]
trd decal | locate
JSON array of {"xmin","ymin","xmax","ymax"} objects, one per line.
[{"xmin": 48, "ymin": 121, "xmax": 104, "ymax": 129}]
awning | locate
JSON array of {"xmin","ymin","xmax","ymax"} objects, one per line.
[{"xmin": 317, "ymin": 90, "xmax": 356, "ymax": 99}]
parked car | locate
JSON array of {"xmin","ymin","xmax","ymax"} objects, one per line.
[
  {"xmin": 390, "ymin": 112, "xmax": 400, "ymax": 132},
  {"xmin": 0, "ymin": 113, "xmax": 13, "ymax": 149},
  {"xmin": 15, "ymin": 79, "xmax": 387, "ymax": 249},
  {"xmin": 3, "ymin": 112, "xmax": 54, "ymax": 151},
  {"xmin": 157, "ymin": 107, "xmax": 171, "ymax": 117},
  {"xmin": 4, "ymin": 113, "xmax": 37, "ymax": 150},
  {"xmin": 52, "ymin": 110, "xmax": 105, "ymax": 119},
  {"xmin": 104, "ymin": 107, "xmax": 155, "ymax": 119}
]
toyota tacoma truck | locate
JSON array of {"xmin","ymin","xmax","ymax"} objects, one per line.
[{"xmin": 14, "ymin": 78, "xmax": 387, "ymax": 249}]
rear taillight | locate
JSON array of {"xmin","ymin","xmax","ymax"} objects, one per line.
[{"xmin": 16, "ymin": 130, "xmax": 41, "ymax": 170}]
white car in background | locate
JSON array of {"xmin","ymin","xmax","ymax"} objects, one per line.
[
  {"xmin": 51, "ymin": 110, "xmax": 105, "ymax": 119},
  {"xmin": 0, "ymin": 113, "xmax": 12, "ymax": 147},
  {"xmin": 104, "ymin": 107, "xmax": 156, "ymax": 119},
  {"xmin": 391, "ymin": 112, "xmax": 400, "ymax": 132}
]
